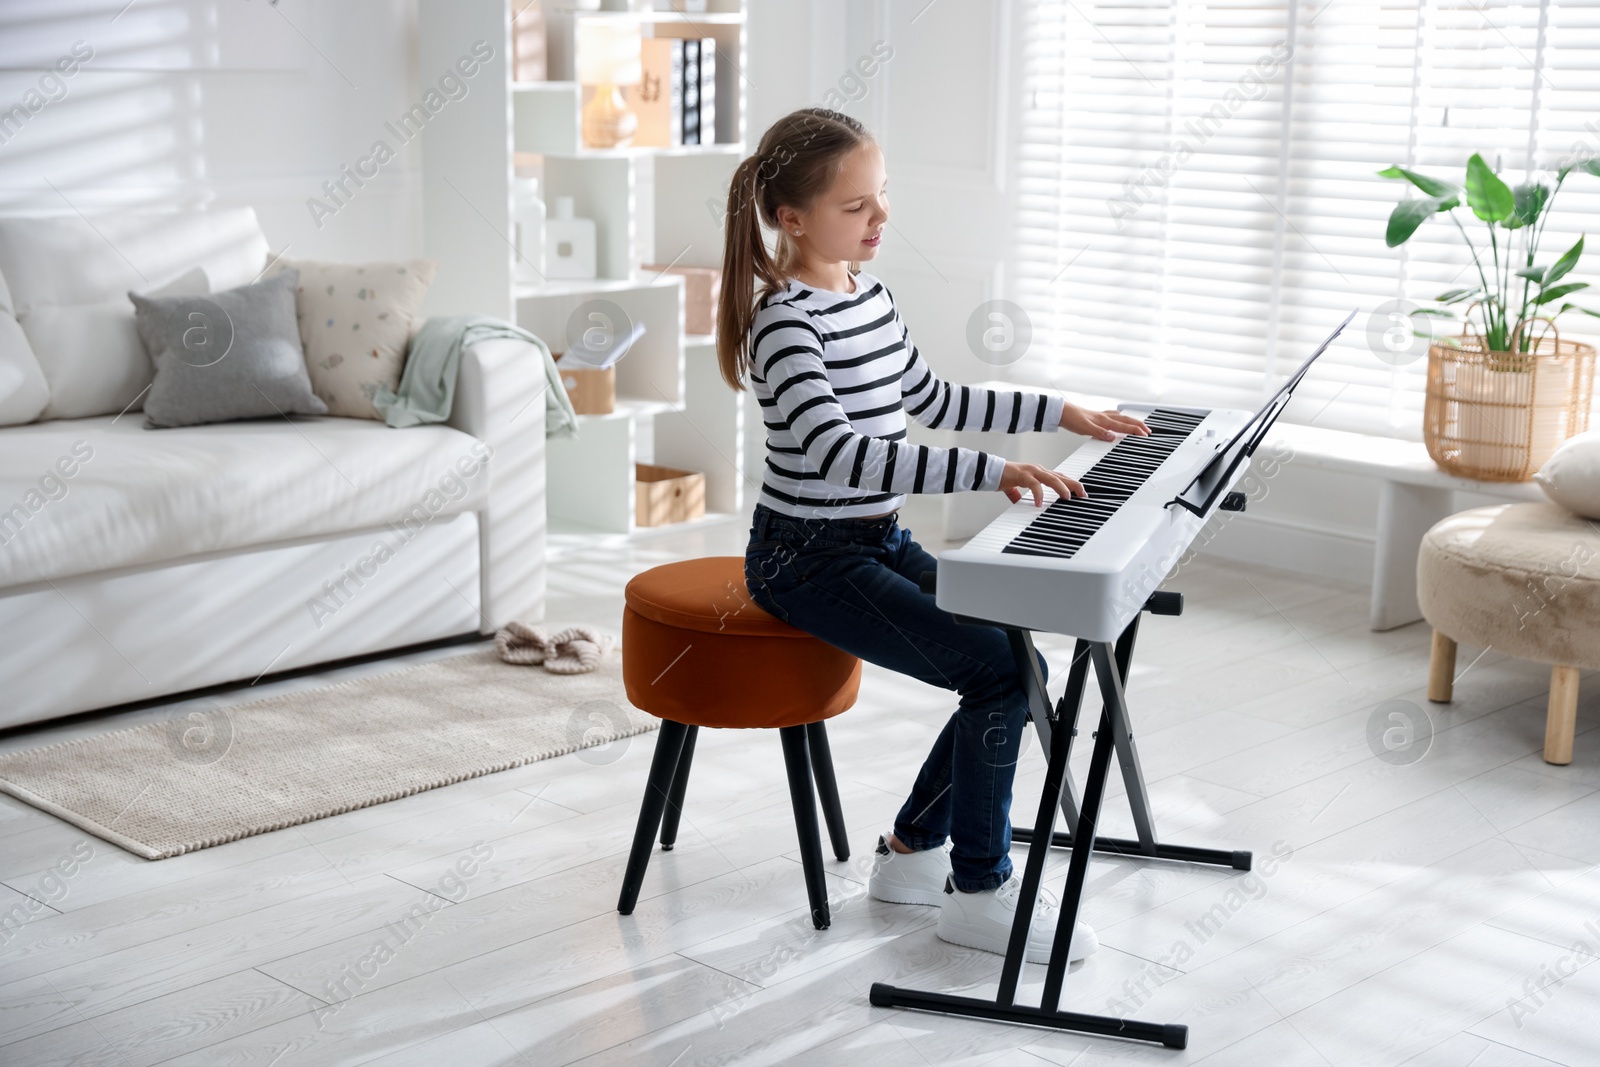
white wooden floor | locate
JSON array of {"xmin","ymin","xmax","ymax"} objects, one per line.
[{"xmin": 3, "ymin": 510, "xmax": 1599, "ymax": 1067}]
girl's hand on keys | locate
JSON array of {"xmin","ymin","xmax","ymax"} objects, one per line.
[
  {"xmin": 999, "ymin": 461, "xmax": 1086, "ymax": 507},
  {"xmin": 1060, "ymin": 404, "xmax": 1150, "ymax": 441}
]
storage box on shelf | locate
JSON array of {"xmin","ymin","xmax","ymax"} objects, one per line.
[
  {"xmin": 555, "ymin": 353, "xmax": 617, "ymax": 415},
  {"xmin": 636, "ymin": 462, "xmax": 706, "ymax": 526}
]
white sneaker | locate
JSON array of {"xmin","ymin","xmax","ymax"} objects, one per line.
[
  {"xmin": 936, "ymin": 873, "xmax": 1098, "ymax": 964},
  {"xmin": 867, "ymin": 831, "xmax": 955, "ymax": 906}
]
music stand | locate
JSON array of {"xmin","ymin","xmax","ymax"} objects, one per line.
[
  {"xmin": 869, "ymin": 310, "xmax": 1358, "ymax": 1051},
  {"xmin": 1171, "ymin": 309, "xmax": 1356, "ymax": 517}
]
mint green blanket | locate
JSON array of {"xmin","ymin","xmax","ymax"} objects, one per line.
[{"xmin": 373, "ymin": 315, "xmax": 578, "ymax": 436}]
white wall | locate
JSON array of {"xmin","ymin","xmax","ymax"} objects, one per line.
[
  {"xmin": 0, "ymin": 0, "xmax": 423, "ymax": 264},
  {"xmin": 802, "ymin": 0, "xmax": 1016, "ymax": 396}
]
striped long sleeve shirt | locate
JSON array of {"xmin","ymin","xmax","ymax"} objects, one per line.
[{"xmin": 750, "ymin": 270, "xmax": 1066, "ymax": 519}]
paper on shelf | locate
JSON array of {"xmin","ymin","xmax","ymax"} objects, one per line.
[{"xmin": 563, "ymin": 320, "xmax": 647, "ymax": 370}]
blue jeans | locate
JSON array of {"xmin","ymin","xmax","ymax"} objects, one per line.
[{"xmin": 744, "ymin": 502, "xmax": 1045, "ymax": 891}]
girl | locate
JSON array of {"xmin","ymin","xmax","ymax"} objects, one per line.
[{"xmin": 717, "ymin": 108, "xmax": 1148, "ymax": 964}]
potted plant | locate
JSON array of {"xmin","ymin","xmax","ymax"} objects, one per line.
[{"xmin": 1381, "ymin": 153, "xmax": 1600, "ymax": 480}]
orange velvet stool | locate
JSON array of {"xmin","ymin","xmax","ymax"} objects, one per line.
[{"xmin": 617, "ymin": 557, "xmax": 862, "ymax": 929}]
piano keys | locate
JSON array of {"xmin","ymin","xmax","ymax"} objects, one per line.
[{"xmin": 935, "ymin": 404, "xmax": 1256, "ymax": 642}]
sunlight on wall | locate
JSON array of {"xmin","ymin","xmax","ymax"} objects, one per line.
[{"xmin": 0, "ymin": 0, "xmax": 423, "ymax": 261}]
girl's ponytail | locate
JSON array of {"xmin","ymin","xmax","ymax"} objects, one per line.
[
  {"xmin": 716, "ymin": 153, "xmax": 778, "ymax": 391},
  {"xmin": 716, "ymin": 108, "xmax": 873, "ymax": 391}
]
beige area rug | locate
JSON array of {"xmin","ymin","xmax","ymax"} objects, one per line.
[{"xmin": 0, "ymin": 645, "xmax": 657, "ymax": 860}]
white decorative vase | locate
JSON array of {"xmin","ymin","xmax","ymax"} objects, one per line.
[
  {"xmin": 513, "ymin": 177, "xmax": 547, "ymax": 285},
  {"xmin": 544, "ymin": 196, "xmax": 597, "ymax": 281}
]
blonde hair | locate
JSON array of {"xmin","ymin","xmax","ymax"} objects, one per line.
[{"xmin": 716, "ymin": 107, "xmax": 875, "ymax": 391}]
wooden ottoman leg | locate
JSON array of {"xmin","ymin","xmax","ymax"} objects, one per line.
[
  {"xmin": 779, "ymin": 724, "xmax": 831, "ymax": 930},
  {"xmin": 618, "ymin": 719, "xmax": 690, "ymax": 915},
  {"xmin": 659, "ymin": 725, "xmax": 698, "ymax": 851},
  {"xmin": 1545, "ymin": 666, "xmax": 1580, "ymax": 766},
  {"xmin": 806, "ymin": 721, "xmax": 850, "ymax": 862},
  {"xmin": 1428, "ymin": 630, "xmax": 1457, "ymax": 703}
]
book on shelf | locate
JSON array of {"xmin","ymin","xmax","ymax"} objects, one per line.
[
  {"xmin": 698, "ymin": 37, "xmax": 716, "ymax": 145},
  {"xmin": 629, "ymin": 37, "xmax": 682, "ymax": 147},
  {"xmin": 681, "ymin": 39, "xmax": 700, "ymax": 145}
]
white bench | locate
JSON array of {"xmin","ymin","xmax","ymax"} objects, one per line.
[{"xmin": 1268, "ymin": 423, "xmax": 1545, "ymax": 631}]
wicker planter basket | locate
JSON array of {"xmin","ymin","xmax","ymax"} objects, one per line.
[{"xmin": 1423, "ymin": 311, "xmax": 1595, "ymax": 482}]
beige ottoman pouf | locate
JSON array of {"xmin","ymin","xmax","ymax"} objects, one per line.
[{"xmin": 1418, "ymin": 502, "xmax": 1600, "ymax": 764}]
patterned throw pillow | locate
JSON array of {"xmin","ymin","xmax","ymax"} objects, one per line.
[{"xmin": 265, "ymin": 257, "xmax": 438, "ymax": 419}]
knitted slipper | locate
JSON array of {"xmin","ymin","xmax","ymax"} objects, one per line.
[
  {"xmin": 495, "ymin": 621, "xmax": 555, "ymax": 666},
  {"xmin": 542, "ymin": 625, "xmax": 616, "ymax": 674}
]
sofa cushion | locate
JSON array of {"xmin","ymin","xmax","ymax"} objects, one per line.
[
  {"xmin": 264, "ymin": 257, "xmax": 439, "ymax": 420},
  {"xmin": 135, "ymin": 269, "xmax": 328, "ymax": 429},
  {"xmin": 22, "ymin": 267, "xmax": 212, "ymax": 422},
  {"xmin": 0, "ymin": 415, "xmax": 492, "ymax": 589},
  {"xmin": 0, "ymin": 210, "xmax": 270, "ymax": 419},
  {"xmin": 0, "ymin": 268, "xmax": 48, "ymax": 426}
]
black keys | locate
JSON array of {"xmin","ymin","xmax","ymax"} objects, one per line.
[{"xmin": 1001, "ymin": 408, "xmax": 1204, "ymax": 560}]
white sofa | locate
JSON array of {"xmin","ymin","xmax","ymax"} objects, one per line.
[{"xmin": 0, "ymin": 209, "xmax": 546, "ymax": 731}]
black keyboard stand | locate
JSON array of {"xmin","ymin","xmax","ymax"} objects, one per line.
[{"xmin": 868, "ymin": 591, "xmax": 1253, "ymax": 1051}]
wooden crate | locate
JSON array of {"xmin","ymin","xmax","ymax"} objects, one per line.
[
  {"xmin": 635, "ymin": 463, "xmax": 706, "ymax": 526},
  {"xmin": 554, "ymin": 352, "xmax": 615, "ymax": 415}
]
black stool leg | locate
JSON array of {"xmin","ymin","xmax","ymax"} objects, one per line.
[
  {"xmin": 779, "ymin": 724, "xmax": 831, "ymax": 930},
  {"xmin": 659, "ymin": 725, "xmax": 698, "ymax": 851},
  {"xmin": 618, "ymin": 719, "xmax": 689, "ymax": 915},
  {"xmin": 805, "ymin": 721, "xmax": 849, "ymax": 862}
]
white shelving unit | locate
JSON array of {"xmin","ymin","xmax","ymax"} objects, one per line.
[{"xmin": 420, "ymin": 0, "xmax": 749, "ymax": 535}]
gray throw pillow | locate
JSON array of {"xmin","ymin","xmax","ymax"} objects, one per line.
[{"xmin": 133, "ymin": 269, "xmax": 328, "ymax": 429}]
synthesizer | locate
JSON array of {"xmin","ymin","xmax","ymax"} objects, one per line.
[{"xmin": 935, "ymin": 403, "xmax": 1256, "ymax": 641}]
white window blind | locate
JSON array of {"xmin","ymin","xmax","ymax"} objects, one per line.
[{"xmin": 1010, "ymin": 0, "xmax": 1600, "ymax": 438}]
